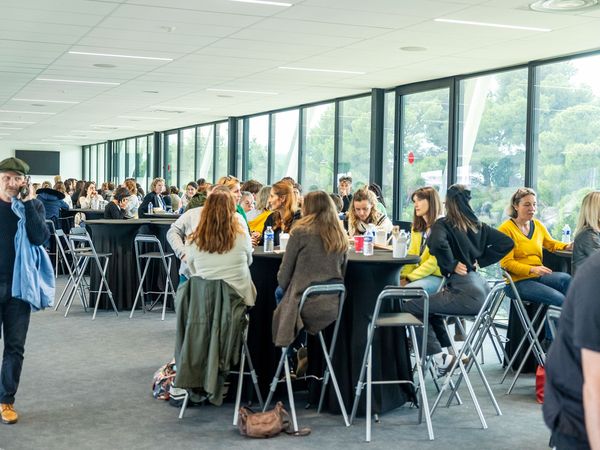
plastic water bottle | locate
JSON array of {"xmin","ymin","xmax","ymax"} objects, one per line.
[
  {"xmin": 147, "ymin": 202, "xmax": 153, "ymax": 215},
  {"xmin": 398, "ymin": 230, "xmax": 409, "ymax": 257},
  {"xmin": 264, "ymin": 226, "xmax": 274, "ymax": 253},
  {"xmin": 363, "ymin": 228, "xmax": 374, "ymax": 256},
  {"xmin": 561, "ymin": 224, "xmax": 572, "ymax": 244}
]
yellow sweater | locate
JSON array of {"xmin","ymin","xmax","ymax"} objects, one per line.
[
  {"xmin": 401, "ymin": 229, "xmax": 442, "ymax": 281},
  {"xmin": 498, "ymin": 218, "xmax": 567, "ymax": 282},
  {"xmin": 248, "ymin": 210, "xmax": 270, "ymax": 235}
]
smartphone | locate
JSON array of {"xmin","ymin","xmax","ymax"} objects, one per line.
[{"xmin": 19, "ymin": 176, "xmax": 31, "ymax": 199}]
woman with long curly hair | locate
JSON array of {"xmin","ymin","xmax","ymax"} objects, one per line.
[
  {"xmin": 184, "ymin": 188, "xmax": 256, "ymax": 306},
  {"xmin": 347, "ymin": 187, "xmax": 392, "ymax": 237}
]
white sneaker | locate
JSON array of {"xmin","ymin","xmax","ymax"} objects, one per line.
[{"xmin": 434, "ymin": 353, "xmax": 456, "ymax": 377}]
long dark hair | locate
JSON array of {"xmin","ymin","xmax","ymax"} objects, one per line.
[
  {"xmin": 445, "ymin": 184, "xmax": 480, "ymax": 233},
  {"xmin": 411, "ymin": 186, "xmax": 442, "ymax": 232}
]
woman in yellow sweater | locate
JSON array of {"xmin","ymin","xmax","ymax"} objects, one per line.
[
  {"xmin": 400, "ymin": 186, "xmax": 443, "ymax": 294},
  {"xmin": 498, "ymin": 188, "xmax": 572, "ymax": 307}
]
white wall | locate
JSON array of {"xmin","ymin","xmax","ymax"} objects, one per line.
[{"xmin": 0, "ymin": 142, "xmax": 82, "ymax": 183}]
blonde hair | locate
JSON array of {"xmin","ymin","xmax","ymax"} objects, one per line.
[
  {"xmin": 348, "ymin": 188, "xmax": 380, "ymax": 231},
  {"xmin": 124, "ymin": 179, "xmax": 137, "ymax": 195},
  {"xmin": 255, "ymin": 185, "xmax": 271, "ymax": 211},
  {"xmin": 150, "ymin": 177, "xmax": 165, "ymax": 191},
  {"xmin": 188, "ymin": 189, "xmax": 243, "ymax": 253},
  {"xmin": 576, "ymin": 191, "xmax": 600, "ymax": 234},
  {"xmin": 216, "ymin": 175, "xmax": 240, "ymax": 190},
  {"xmin": 293, "ymin": 191, "xmax": 347, "ymax": 254},
  {"xmin": 506, "ymin": 187, "xmax": 537, "ymax": 219}
]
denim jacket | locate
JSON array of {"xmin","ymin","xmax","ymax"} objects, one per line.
[{"xmin": 11, "ymin": 199, "xmax": 55, "ymax": 311}]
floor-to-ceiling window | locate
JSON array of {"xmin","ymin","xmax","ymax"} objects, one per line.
[
  {"xmin": 382, "ymin": 91, "xmax": 395, "ymax": 210},
  {"xmin": 338, "ymin": 96, "xmax": 371, "ymax": 191},
  {"xmin": 458, "ymin": 69, "xmax": 528, "ymax": 228},
  {"xmin": 196, "ymin": 125, "xmax": 214, "ymax": 182},
  {"xmin": 398, "ymin": 87, "xmax": 450, "ymax": 221},
  {"xmin": 272, "ymin": 109, "xmax": 299, "ymax": 182},
  {"xmin": 164, "ymin": 132, "xmax": 178, "ymax": 187},
  {"xmin": 247, "ymin": 115, "xmax": 269, "ymax": 183},
  {"xmin": 216, "ymin": 122, "xmax": 229, "ymax": 179},
  {"xmin": 534, "ymin": 54, "xmax": 600, "ymax": 238},
  {"xmin": 302, "ymin": 103, "xmax": 335, "ymax": 192},
  {"xmin": 180, "ymin": 128, "xmax": 195, "ymax": 187}
]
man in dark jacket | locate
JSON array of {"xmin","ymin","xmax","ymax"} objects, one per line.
[{"xmin": 0, "ymin": 157, "xmax": 49, "ymax": 425}]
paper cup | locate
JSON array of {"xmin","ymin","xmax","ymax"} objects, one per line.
[
  {"xmin": 279, "ymin": 233, "xmax": 290, "ymax": 251},
  {"xmin": 354, "ymin": 236, "xmax": 364, "ymax": 253}
]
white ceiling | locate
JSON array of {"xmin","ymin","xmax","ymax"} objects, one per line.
[{"xmin": 0, "ymin": 0, "xmax": 599, "ymax": 146}]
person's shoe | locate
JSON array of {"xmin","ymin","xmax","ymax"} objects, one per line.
[
  {"xmin": 1, "ymin": 404, "xmax": 18, "ymax": 424},
  {"xmin": 434, "ymin": 353, "xmax": 456, "ymax": 378}
]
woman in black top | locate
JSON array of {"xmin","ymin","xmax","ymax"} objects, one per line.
[
  {"xmin": 104, "ymin": 187, "xmax": 130, "ymax": 219},
  {"xmin": 403, "ymin": 184, "xmax": 514, "ymax": 375}
]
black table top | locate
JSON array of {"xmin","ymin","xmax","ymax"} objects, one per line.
[{"xmin": 253, "ymin": 246, "xmax": 419, "ymax": 265}]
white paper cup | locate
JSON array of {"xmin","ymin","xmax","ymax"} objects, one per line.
[{"xmin": 279, "ymin": 233, "xmax": 290, "ymax": 251}]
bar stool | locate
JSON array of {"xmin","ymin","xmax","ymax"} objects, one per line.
[
  {"xmin": 53, "ymin": 229, "xmax": 89, "ymax": 313},
  {"xmin": 66, "ymin": 231, "xmax": 117, "ymax": 319},
  {"xmin": 430, "ymin": 282, "xmax": 506, "ymax": 429},
  {"xmin": 546, "ymin": 305, "xmax": 561, "ymax": 340},
  {"xmin": 500, "ymin": 270, "xmax": 547, "ymax": 394},
  {"xmin": 129, "ymin": 234, "xmax": 176, "ymax": 321},
  {"xmin": 263, "ymin": 283, "xmax": 349, "ymax": 433},
  {"xmin": 350, "ymin": 286, "xmax": 434, "ymax": 442}
]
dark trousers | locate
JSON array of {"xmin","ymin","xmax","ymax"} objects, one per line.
[
  {"xmin": 402, "ymin": 272, "xmax": 489, "ymax": 355},
  {"xmin": 0, "ymin": 296, "xmax": 31, "ymax": 404},
  {"xmin": 551, "ymin": 430, "xmax": 590, "ymax": 450}
]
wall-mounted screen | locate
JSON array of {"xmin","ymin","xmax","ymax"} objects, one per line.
[{"xmin": 14, "ymin": 150, "xmax": 60, "ymax": 175}]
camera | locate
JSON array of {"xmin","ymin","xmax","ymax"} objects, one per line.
[{"xmin": 19, "ymin": 176, "xmax": 31, "ymax": 199}]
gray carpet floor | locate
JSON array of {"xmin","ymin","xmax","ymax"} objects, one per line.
[{"xmin": 0, "ymin": 277, "xmax": 550, "ymax": 450}]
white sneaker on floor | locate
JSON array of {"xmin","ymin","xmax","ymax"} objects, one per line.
[{"xmin": 434, "ymin": 353, "xmax": 456, "ymax": 377}]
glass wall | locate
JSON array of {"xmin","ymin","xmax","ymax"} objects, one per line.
[
  {"xmin": 458, "ymin": 69, "xmax": 528, "ymax": 228},
  {"xmin": 180, "ymin": 128, "xmax": 195, "ymax": 186},
  {"xmin": 117, "ymin": 140, "xmax": 126, "ymax": 182},
  {"xmin": 247, "ymin": 115, "xmax": 269, "ymax": 183},
  {"xmin": 272, "ymin": 109, "xmax": 299, "ymax": 182},
  {"xmin": 534, "ymin": 54, "xmax": 600, "ymax": 238},
  {"xmin": 216, "ymin": 121, "xmax": 229, "ymax": 180},
  {"xmin": 398, "ymin": 87, "xmax": 450, "ymax": 221},
  {"xmin": 382, "ymin": 91, "xmax": 395, "ymax": 210},
  {"xmin": 126, "ymin": 138, "xmax": 135, "ymax": 179},
  {"xmin": 337, "ymin": 96, "xmax": 371, "ymax": 190},
  {"xmin": 89, "ymin": 145, "xmax": 97, "ymax": 183},
  {"xmin": 196, "ymin": 125, "xmax": 214, "ymax": 182},
  {"xmin": 136, "ymin": 137, "xmax": 148, "ymax": 191},
  {"xmin": 97, "ymin": 143, "xmax": 105, "ymax": 184},
  {"xmin": 164, "ymin": 132, "xmax": 178, "ymax": 187},
  {"xmin": 302, "ymin": 103, "xmax": 335, "ymax": 192}
]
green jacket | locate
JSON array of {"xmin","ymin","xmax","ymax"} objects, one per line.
[
  {"xmin": 185, "ymin": 191, "xmax": 207, "ymax": 211},
  {"xmin": 174, "ymin": 277, "xmax": 247, "ymax": 405}
]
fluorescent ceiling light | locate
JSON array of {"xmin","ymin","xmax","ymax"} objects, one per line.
[
  {"xmin": 37, "ymin": 78, "xmax": 120, "ymax": 85},
  {"xmin": 118, "ymin": 116, "xmax": 167, "ymax": 120},
  {"xmin": 72, "ymin": 130, "xmax": 107, "ymax": 133},
  {"xmin": 53, "ymin": 135, "xmax": 80, "ymax": 138},
  {"xmin": 279, "ymin": 66, "xmax": 366, "ymax": 75},
  {"xmin": 12, "ymin": 98, "xmax": 80, "ymax": 104},
  {"xmin": 43, "ymin": 138, "xmax": 73, "ymax": 141},
  {"xmin": 0, "ymin": 133, "xmax": 11, "ymax": 136},
  {"xmin": 27, "ymin": 142, "xmax": 63, "ymax": 145},
  {"xmin": 91, "ymin": 125, "xmax": 135, "ymax": 128},
  {"xmin": 0, "ymin": 120, "xmax": 35, "ymax": 124},
  {"xmin": 227, "ymin": 0, "xmax": 292, "ymax": 6},
  {"xmin": 0, "ymin": 127, "xmax": 23, "ymax": 130},
  {"xmin": 68, "ymin": 51, "xmax": 173, "ymax": 61},
  {"xmin": 434, "ymin": 18, "xmax": 551, "ymax": 32},
  {"xmin": 153, "ymin": 106, "xmax": 210, "ymax": 111},
  {"xmin": 0, "ymin": 109, "xmax": 56, "ymax": 115},
  {"xmin": 207, "ymin": 88, "xmax": 278, "ymax": 95}
]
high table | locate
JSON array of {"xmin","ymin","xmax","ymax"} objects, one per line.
[
  {"xmin": 85, "ymin": 219, "xmax": 179, "ymax": 311},
  {"xmin": 248, "ymin": 247, "xmax": 419, "ymax": 415}
]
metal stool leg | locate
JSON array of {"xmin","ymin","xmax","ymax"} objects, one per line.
[
  {"xmin": 283, "ymin": 351, "xmax": 299, "ymax": 433},
  {"xmin": 130, "ymin": 259, "xmax": 152, "ymax": 318},
  {"xmin": 410, "ymin": 326, "xmax": 434, "ymax": 440},
  {"xmin": 318, "ymin": 331, "xmax": 349, "ymax": 426},
  {"xmin": 263, "ymin": 349, "xmax": 287, "ymax": 411}
]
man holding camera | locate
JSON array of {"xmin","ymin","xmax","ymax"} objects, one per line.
[{"xmin": 0, "ymin": 157, "xmax": 49, "ymax": 424}]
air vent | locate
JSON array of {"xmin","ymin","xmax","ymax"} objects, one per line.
[{"xmin": 530, "ymin": 0, "xmax": 598, "ymax": 11}]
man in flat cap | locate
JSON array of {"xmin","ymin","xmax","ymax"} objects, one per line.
[{"xmin": 0, "ymin": 157, "xmax": 49, "ymax": 424}]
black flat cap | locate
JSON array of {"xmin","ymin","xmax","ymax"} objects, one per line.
[{"xmin": 0, "ymin": 157, "xmax": 30, "ymax": 175}]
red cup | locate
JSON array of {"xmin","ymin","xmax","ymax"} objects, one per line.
[{"xmin": 354, "ymin": 236, "xmax": 364, "ymax": 253}]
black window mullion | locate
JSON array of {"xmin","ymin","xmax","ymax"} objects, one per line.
[
  {"xmin": 267, "ymin": 113, "xmax": 274, "ymax": 184},
  {"xmin": 333, "ymin": 100, "xmax": 340, "ymax": 192},
  {"xmin": 297, "ymin": 107, "xmax": 304, "ymax": 185},
  {"xmin": 525, "ymin": 63, "xmax": 538, "ymax": 189}
]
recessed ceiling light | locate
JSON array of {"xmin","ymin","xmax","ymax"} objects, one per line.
[
  {"xmin": 69, "ymin": 51, "xmax": 173, "ymax": 61},
  {"xmin": 12, "ymin": 98, "xmax": 80, "ymax": 104},
  {"xmin": 530, "ymin": 0, "xmax": 598, "ymax": 11},
  {"xmin": 279, "ymin": 66, "xmax": 366, "ymax": 75},
  {"xmin": 43, "ymin": 138, "xmax": 73, "ymax": 141},
  {"xmin": 217, "ymin": 95, "xmax": 233, "ymax": 98},
  {"xmin": 160, "ymin": 26, "xmax": 177, "ymax": 32},
  {"xmin": 400, "ymin": 46, "xmax": 427, "ymax": 52},
  {"xmin": 27, "ymin": 142, "xmax": 63, "ymax": 145},
  {"xmin": 0, "ymin": 120, "xmax": 35, "ymax": 124},
  {"xmin": 93, "ymin": 63, "xmax": 117, "ymax": 68},
  {"xmin": 434, "ymin": 18, "xmax": 552, "ymax": 32},
  {"xmin": 72, "ymin": 130, "xmax": 107, "ymax": 133},
  {"xmin": 143, "ymin": 90, "xmax": 160, "ymax": 94},
  {"xmin": 91, "ymin": 125, "xmax": 135, "ymax": 129},
  {"xmin": 0, "ymin": 109, "xmax": 55, "ymax": 115},
  {"xmin": 37, "ymin": 78, "xmax": 120, "ymax": 85},
  {"xmin": 207, "ymin": 88, "xmax": 278, "ymax": 95},
  {"xmin": 227, "ymin": 0, "xmax": 292, "ymax": 6},
  {"xmin": 53, "ymin": 135, "xmax": 79, "ymax": 138},
  {"xmin": 0, "ymin": 127, "xmax": 23, "ymax": 130}
]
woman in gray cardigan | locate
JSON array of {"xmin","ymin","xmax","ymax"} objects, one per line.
[
  {"xmin": 573, "ymin": 191, "xmax": 600, "ymax": 273},
  {"xmin": 272, "ymin": 191, "xmax": 348, "ymax": 347}
]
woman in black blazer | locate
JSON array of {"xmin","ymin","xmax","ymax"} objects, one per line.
[{"xmin": 139, "ymin": 177, "xmax": 167, "ymax": 217}]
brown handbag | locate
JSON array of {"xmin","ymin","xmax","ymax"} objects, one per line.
[{"xmin": 238, "ymin": 401, "xmax": 311, "ymax": 438}]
